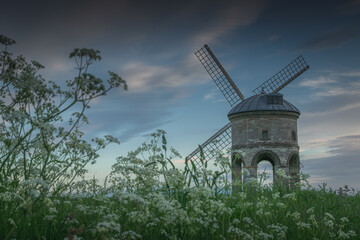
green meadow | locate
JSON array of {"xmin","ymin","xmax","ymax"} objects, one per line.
[{"xmin": 1, "ymin": 131, "xmax": 359, "ymax": 239}]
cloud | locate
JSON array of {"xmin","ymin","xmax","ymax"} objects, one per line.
[
  {"xmin": 83, "ymin": 52, "xmax": 210, "ymax": 143},
  {"xmin": 299, "ymin": 76, "xmax": 337, "ymax": 88},
  {"xmin": 120, "ymin": 55, "xmax": 207, "ymax": 94},
  {"xmin": 301, "ymin": 140, "xmax": 328, "ymax": 150},
  {"xmin": 299, "ymin": 28, "xmax": 359, "ymax": 51},
  {"xmin": 308, "ymin": 72, "xmax": 360, "ymax": 97},
  {"xmin": 84, "ymin": 95, "xmax": 173, "ymax": 142},
  {"xmin": 296, "ymin": 70, "xmax": 360, "ymax": 174},
  {"xmin": 192, "ymin": 1, "xmax": 267, "ymax": 44},
  {"xmin": 302, "ymin": 134, "xmax": 360, "ymax": 189},
  {"xmin": 337, "ymin": 71, "xmax": 360, "ymax": 77},
  {"xmin": 203, "ymin": 88, "xmax": 226, "ymax": 103},
  {"xmin": 327, "ymin": 135, "xmax": 360, "ymax": 155}
]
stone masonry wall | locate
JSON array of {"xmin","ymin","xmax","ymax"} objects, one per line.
[{"xmin": 229, "ymin": 111, "xmax": 300, "ymax": 184}]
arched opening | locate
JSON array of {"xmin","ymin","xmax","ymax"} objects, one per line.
[
  {"xmin": 257, "ymin": 160, "xmax": 274, "ymax": 187},
  {"xmin": 251, "ymin": 150, "xmax": 280, "ymax": 187},
  {"xmin": 288, "ymin": 153, "xmax": 300, "ymax": 187}
]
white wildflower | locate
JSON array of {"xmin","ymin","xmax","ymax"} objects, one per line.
[
  {"xmin": 227, "ymin": 226, "xmax": 253, "ymax": 240},
  {"xmin": 325, "ymin": 220, "xmax": 334, "ymax": 228},
  {"xmin": 340, "ymin": 217, "xmax": 349, "ymax": 223},
  {"xmin": 30, "ymin": 189, "xmax": 40, "ymax": 198},
  {"xmin": 243, "ymin": 202, "xmax": 253, "ymax": 208},
  {"xmin": 309, "ymin": 214, "xmax": 318, "ymax": 228},
  {"xmin": 282, "ymin": 193, "xmax": 296, "ymax": 201},
  {"xmin": 257, "ymin": 231, "xmax": 273, "ymax": 240},
  {"xmin": 8, "ymin": 218, "xmax": 16, "ymax": 226},
  {"xmin": 242, "ymin": 168, "xmax": 250, "ymax": 177},
  {"xmin": 238, "ymin": 192, "xmax": 247, "ymax": 200},
  {"xmin": 276, "ymin": 202, "xmax": 286, "ymax": 209},
  {"xmin": 48, "ymin": 207, "xmax": 57, "ymax": 214},
  {"xmin": 324, "ymin": 212, "xmax": 335, "ymax": 221},
  {"xmin": 232, "ymin": 218, "xmax": 240, "ymax": 225},
  {"xmin": 297, "ymin": 222, "xmax": 311, "ymax": 230},
  {"xmin": 96, "ymin": 221, "xmax": 121, "ymax": 234},
  {"xmin": 306, "ymin": 207, "xmax": 314, "ymax": 214},
  {"xmin": 272, "ymin": 192, "xmax": 280, "ymax": 200},
  {"xmin": 121, "ymin": 230, "xmax": 142, "ymax": 240},
  {"xmin": 243, "ymin": 217, "xmax": 254, "ymax": 228},
  {"xmin": 43, "ymin": 198, "xmax": 53, "ymax": 208},
  {"xmin": 287, "ymin": 211, "xmax": 301, "ymax": 222},
  {"xmin": 276, "ymin": 169, "xmax": 289, "ymax": 179},
  {"xmin": 234, "ymin": 149, "xmax": 246, "ymax": 157},
  {"xmin": 268, "ymin": 224, "xmax": 288, "ymax": 240}
]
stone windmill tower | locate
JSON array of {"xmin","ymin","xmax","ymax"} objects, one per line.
[{"xmin": 187, "ymin": 44, "xmax": 309, "ymax": 187}]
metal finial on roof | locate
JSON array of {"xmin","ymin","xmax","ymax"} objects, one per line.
[{"xmin": 261, "ymin": 87, "xmax": 266, "ymax": 94}]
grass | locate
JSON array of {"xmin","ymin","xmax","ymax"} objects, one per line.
[
  {"xmin": 1, "ymin": 182, "xmax": 359, "ymax": 239},
  {"xmin": 0, "ymin": 132, "xmax": 359, "ymax": 240}
]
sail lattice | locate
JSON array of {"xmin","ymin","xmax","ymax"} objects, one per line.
[
  {"xmin": 187, "ymin": 123, "xmax": 232, "ymax": 168},
  {"xmin": 252, "ymin": 55, "xmax": 310, "ymax": 94},
  {"xmin": 195, "ymin": 44, "xmax": 244, "ymax": 107}
]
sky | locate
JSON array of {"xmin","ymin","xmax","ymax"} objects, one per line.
[{"xmin": 1, "ymin": 0, "xmax": 360, "ymax": 189}]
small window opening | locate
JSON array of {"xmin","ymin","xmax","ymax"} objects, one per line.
[
  {"xmin": 267, "ymin": 95, "xmax": 283, "ymax": 105},
  {"xmin": 262, "ymin": 130, "xmax": 269, "ymax": 140},
  {"xmin": 291, "ymin": 131, "xmax": 297, "ymax": 141}
]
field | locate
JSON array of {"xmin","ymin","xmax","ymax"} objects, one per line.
[{"xmin": 1, "ymin": 131, "xmax": 359, "ymax": 240}]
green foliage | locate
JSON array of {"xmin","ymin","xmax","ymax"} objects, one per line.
[{"xmin": 0, "ymin": 35, "xmax": 127, "ymax": 196}]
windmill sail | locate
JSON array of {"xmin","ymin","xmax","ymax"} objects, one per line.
[
  {"xmin": 187, "ymin": 123, "xmax": 232, "ymax": 168},
  {"xmin": 252, "ymin": 55, "xmax": 310, "ymax": 95},
  {"xmin": 195, "ymin": 44, "xmax": 244, "ymax": 106}
]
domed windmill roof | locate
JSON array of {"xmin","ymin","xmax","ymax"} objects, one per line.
[{"xmin": 228, "ymin": 92, "xmax": 300, "ymax": 117}]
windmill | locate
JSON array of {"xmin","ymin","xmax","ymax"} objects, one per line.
[{"xmin": 187, "ymin": 44, "xmax": 309, "ymax": 186}]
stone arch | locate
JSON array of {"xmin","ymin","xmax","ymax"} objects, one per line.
[
  {"xmin": 287, "ymin": 152, "xmax": 300, "ymax": 187},
  {"xmin": 251, "ymin": 150, "xmax": 281, "ymax": 167},
  {"xmin": 251, "ymin": 150, "xmax": 281, "ymax": 186},
  {"xmin": 287, "ymin": 151, "xmax": 300, "ymax": 167}
]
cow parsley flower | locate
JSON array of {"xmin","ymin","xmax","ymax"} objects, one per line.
[
  {"xmin": 121, "ymin": 230, "xmax": 142, "ymax": 240},
  {"xmin": 276, "ymin": 202, "xmax": 286, "ymax": 209},
  {"xmin": 30, "ymin": 189, "xmax": 40, "ymax": 198},
  {"xmin": 308, "ymin": 214, "xmax": 318, "ymax": 228},
  {"xmin": 268, "ymin": 224, "xmax": 288, "ymax": 240},
  {"xmin": 297, "ymin": 222, "xmax": 311, "ymax": 230},
  {"xmin": 282, "ymin": 193, "xmax": 296, "ymax": 201},
  {"xmin": 325, "ymin": 220, "xmax": 334, "ymax": 229},
  {"xmin": 8, "ymin": 218, "xmax": 16, "ymax": 226},
  {"xmin": 257, "ymin": 231, "xmax": 273, "ymax": 240}
]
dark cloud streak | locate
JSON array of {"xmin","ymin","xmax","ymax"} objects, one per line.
[
  {"xmin": 85, "ymin": 89, "xmax": 182, "ymax": 142},
  {"xmin": 299, "ymin": 28, "xmax": 359, "ymax": 51}
]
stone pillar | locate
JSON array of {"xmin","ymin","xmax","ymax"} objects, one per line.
[
  {"xmin": 231, "ymin": 157, "xmax": 242, "ymax": 194},
  {"xmin": 289, "ymin": 165, "xmax": 300, "ymax": 188},
  {"xmin": 243, "ymin": 166, "xmax": 257, "ymax": 182},
  {"xmin": 231, "ymin": 157, "xmax": 242, "ymax": 182}
]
